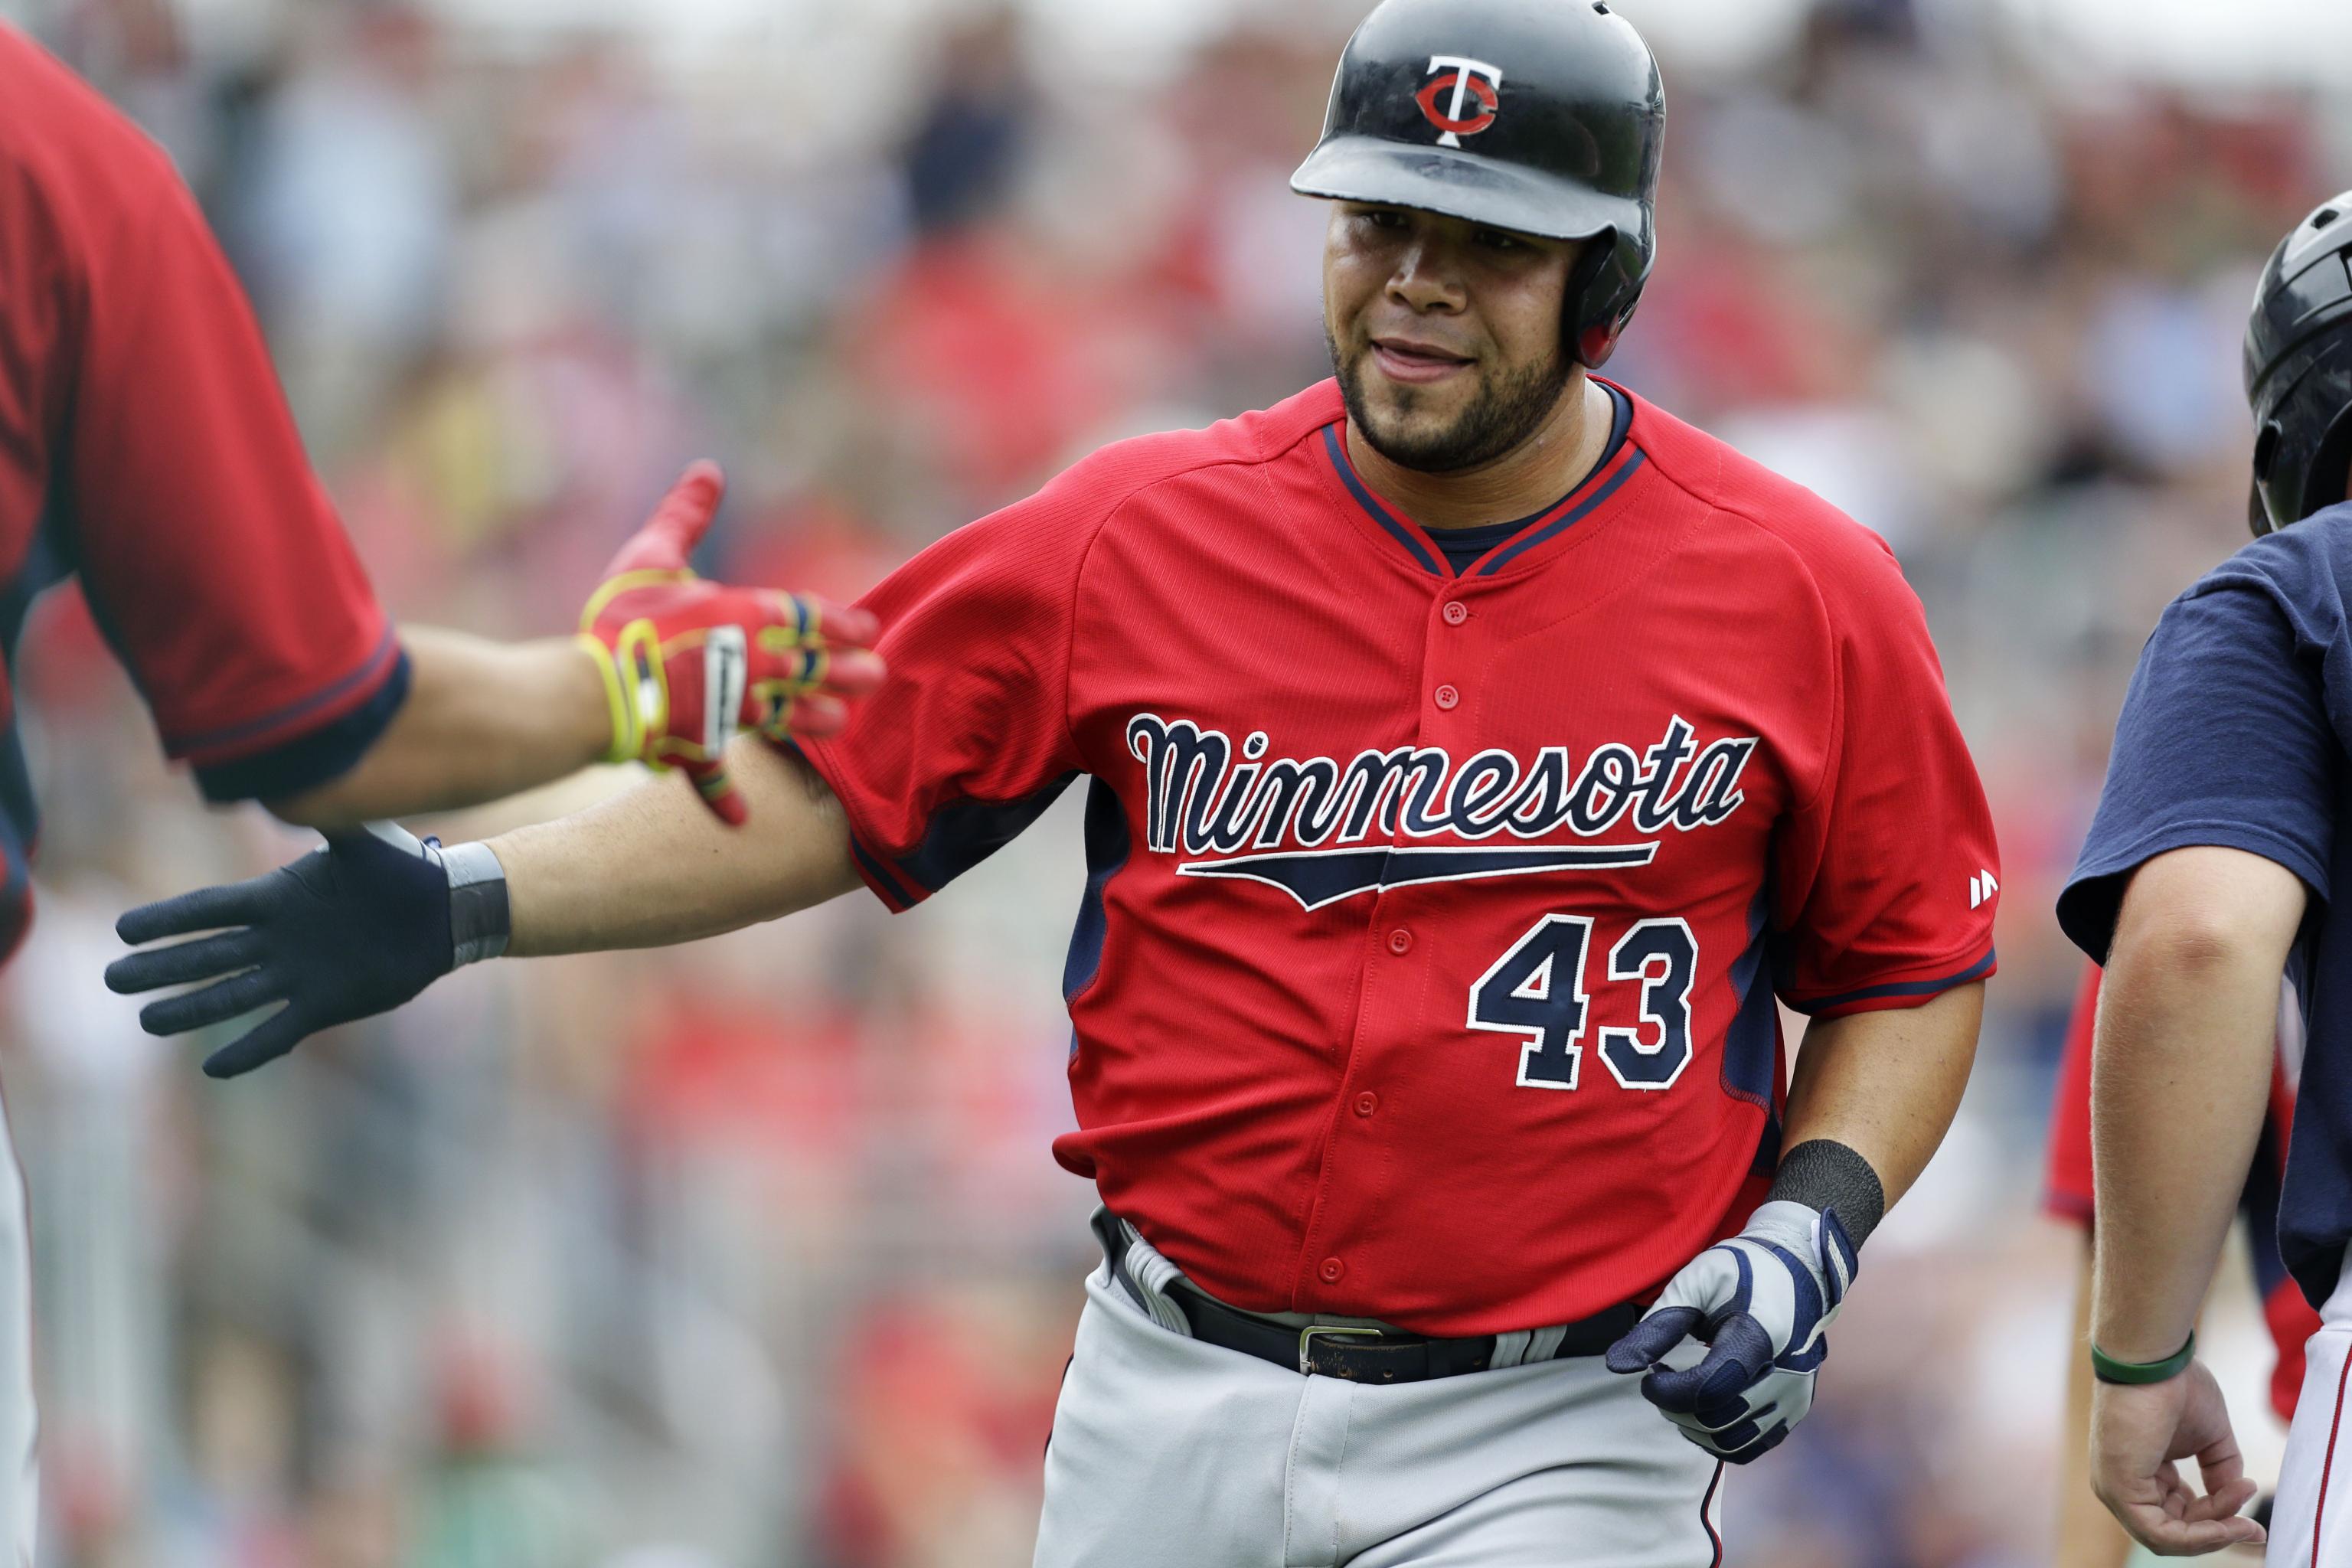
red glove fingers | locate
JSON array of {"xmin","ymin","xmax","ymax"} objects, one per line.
[
  {"xmin": 596, "ymin": 460, "xmax": 727, "ymax": 580},
  {"xmin": 579, "ymin": 462, "xmax": 887, "ymax": 826}
]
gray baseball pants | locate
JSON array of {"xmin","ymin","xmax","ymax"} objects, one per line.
[{"xmin": 1035, "ymin": 1220, "xmax": 1723, "ymax": 1568}]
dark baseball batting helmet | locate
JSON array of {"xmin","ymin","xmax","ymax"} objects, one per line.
[
  {"xmin": 2247, "ymin": 191, "xmax": 2352, "ymax": 534},
  {"xmin": 1291, "ymin": 0, "xmax": 1666, "ymax": 368}
]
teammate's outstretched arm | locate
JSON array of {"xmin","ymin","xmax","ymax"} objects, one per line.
[
  {"xmin": 106, "ymin": 736, "xmax": 860, "ymax": 1076},
  {"xmin": 30, "ymin": 40, "xmax": 877, "ymax": 838},
  {"xmin": 262, "ymin": 464, "xmax": 884, "ymax": 831}
]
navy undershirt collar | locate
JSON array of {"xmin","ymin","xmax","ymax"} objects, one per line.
[{"xmin": 1429, "ymin": 384, "xmax": 1633, "ymax": 575}]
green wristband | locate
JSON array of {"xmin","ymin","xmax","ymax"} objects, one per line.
[{"xmin": 2091, "ymin": 1332, "xmax": 2196, "ymax": 1386}]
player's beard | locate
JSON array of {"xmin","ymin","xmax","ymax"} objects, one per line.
[{"xmin": 1328, "ymin": 327, "xmax": 1576, "ymax": 475}]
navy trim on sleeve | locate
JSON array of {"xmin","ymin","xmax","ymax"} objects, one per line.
[
  {"xmin": 784, "ymin": 742, "xmax": 1075, "ymax": 912},
  {"xmin": 172, "ymin": 625, "xmax": 401, "ymax": 757},
  {"xmin": 890, "ymin": 774, "xmax": 1080, "ymax": 894},
  {"xmin": 851, "ymin": 837, "xmax": 922, "ymax": 911},
  {"xmin": 779, "ymin": 737, "xmax": 926, "ymax": 911},
  {"xmin": 1787, "ymin": 947, "xmax": 1996, "ymax": 1016},
  {"xmin": 193, "ymin": 648, "xmax": 411, "ymax": 802}
]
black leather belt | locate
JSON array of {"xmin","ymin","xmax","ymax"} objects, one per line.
[{"xmin": 1103, "ymin": 1221, "xmax": 1642, "ymax": 1385}]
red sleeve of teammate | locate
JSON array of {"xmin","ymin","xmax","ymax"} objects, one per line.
[
  {"xmin": 1769, "ymin": 536, "xmax": 1999, "ymax": 1014},
  {"xmin": 27, "ymin": 36, "xmax": 403, "ymax": 802},
  {"xmin": 789, "ymin": 462, "xmax": 1106, "ymax": 910},
  {"xmin": 2044, "ymin": 962, "xmax": 2101, "ymax": 1223}
]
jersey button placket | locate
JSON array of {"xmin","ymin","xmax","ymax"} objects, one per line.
[{"xmin": 1303, "ymin": 590, "xmax": 1459, "ymax": 1310}]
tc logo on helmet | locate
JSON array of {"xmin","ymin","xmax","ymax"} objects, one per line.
[{"xmin": 1416, "ymin": 55, "xmax": 1504, "ymax": 148}]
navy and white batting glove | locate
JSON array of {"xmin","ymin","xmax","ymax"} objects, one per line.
[
  {"xmin": 105, "ymin": 824, "xmax": 508, "ymax": 1079},
  {"xmin": 1603, "ymin": 1200, "xmax": 1859, "ymax": 1464}
]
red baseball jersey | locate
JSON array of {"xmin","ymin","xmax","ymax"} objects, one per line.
[
  {"xmin": 2044, "ymin": 962, "xmax": 2314, "ymax": 1421},
  {"xmin": 795, "ymin": 378, "xmax": 1999, "ymax": 1335},
  {"xmin": 0, "ymin": 27, "xmax": 405, "ymax": 955}
]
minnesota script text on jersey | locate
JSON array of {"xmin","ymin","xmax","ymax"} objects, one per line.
[{"xmin": 795, "ymin": 379, "xmax": 1998, "ymax": 1337}]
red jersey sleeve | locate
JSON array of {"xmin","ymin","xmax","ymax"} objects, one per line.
[
  {"xmin": 790, "ymin": 457, "xmax": 1110, "ymax": 910},
  {"xmin": 1769, "ymin": 534, "xmax": 1999, "ymax": 1014},
  {"xmin": 2044, "ymin": 963, "xmax": 2100, "ymax": 1223},
  {"xmin": 21, "ymin": 32, "xmax": 403, "ymax": 800}
]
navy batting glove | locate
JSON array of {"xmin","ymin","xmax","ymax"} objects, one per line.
[
  {"xmin": 1604, "ymin": 1200, "xmax": 1858, "ymax": 1464},
  {"xmin": 105, "ymin": 824, "xmax": 508, "ymax": 1078}
]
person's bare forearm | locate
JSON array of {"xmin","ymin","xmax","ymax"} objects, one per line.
[
  {"xmin": 495, "ymin": 734, "xmax": 861, "ymax": 955},
  {"xmin": 2090, "ymin": 846, "xmax": 2302, "ymax": 1363},
  {"xmin": 1782, "ymin": 980, "xmax": 1982, "ymax": 1210},
  {"xmin": 267, "ymin": 627, "xmax": 609, "ymax": 827}
]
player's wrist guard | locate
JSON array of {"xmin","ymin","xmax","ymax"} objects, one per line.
[
  {"xmin": 578, "ymin": 461, "xmax": 883, "ymax": 825},
  {"xmin": 1765, "ymin": 1139, "xmax": 1886, "ymax": 1249},
  {"xmin": 106, "ymin": 823, "xmax": 504, "ymax": 1079}
]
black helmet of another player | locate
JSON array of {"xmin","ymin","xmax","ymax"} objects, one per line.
[
  {"xmin": 1292, "ymin": 0, "xmax": 1666, "ymax": 369},
  {"xmin": 2247, "ymin": 191, "xmax": 2352, "ymax": 535}
]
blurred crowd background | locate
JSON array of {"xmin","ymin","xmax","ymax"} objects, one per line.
[{"xmin": 1, "ymin": 0, "xmax": 2347, "ymax": 1563}]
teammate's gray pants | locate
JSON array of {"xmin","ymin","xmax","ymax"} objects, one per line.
[{"xmin": 1036, "ymin": 1225, "xmax": 1723, "ymax": 1568}]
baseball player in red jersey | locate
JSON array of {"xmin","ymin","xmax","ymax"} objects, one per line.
[
  {"xmin": 2046, "ymin": 964, "xmax": 2314, "ymax": 1565},
  {"xmin": 0, "ymin": 24, "xmax": 880, "ymax": 1557},
  {"xmin": 110, "ymin": 2, "xmax": 1998, "ymax": 1561}
]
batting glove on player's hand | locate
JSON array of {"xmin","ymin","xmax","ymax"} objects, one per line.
[
  {"xmin": 580, "ymin": 461, "xmax": 884, "ymax": 825},
  {"xmin": 104, "ymin": 824, "xmax": 504, "ymax": 1078},
  {"xmin": 1603, "ymin": 1199, "xmax": 1859, "ymax": 1464}
]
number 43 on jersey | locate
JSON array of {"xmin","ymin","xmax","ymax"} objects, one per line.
[{"xmin": 1468, "ymin": 914, "xmax": 1698, "ymax": 1092}]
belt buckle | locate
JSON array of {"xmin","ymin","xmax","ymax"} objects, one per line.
[{"xmin": 1298, "ymin": 1324, "xmax": 1384, "ymax": 1376}]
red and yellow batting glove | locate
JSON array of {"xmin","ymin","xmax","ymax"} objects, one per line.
[{"xmin": 579, "ymin": 461, "xmax": 884, "ymax": 825}]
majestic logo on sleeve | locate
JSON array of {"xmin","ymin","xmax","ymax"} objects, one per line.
[
  {"xmin": 1417, "ymin": 56, "xmax": 1504, "ymax": 148},
  {"xmin": 1126, "ymin": 714, "xmax": 1757, "ymax": 910}
]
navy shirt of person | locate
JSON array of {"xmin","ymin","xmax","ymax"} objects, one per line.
[{"xmin": 2057, "ymin": 504, "xmax": 2352, "ymax": 1311}]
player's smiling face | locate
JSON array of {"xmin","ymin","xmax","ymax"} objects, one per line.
[{"xmin": 1322, "ymin": 202, "xmax": 1585, "ymax": 474}]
